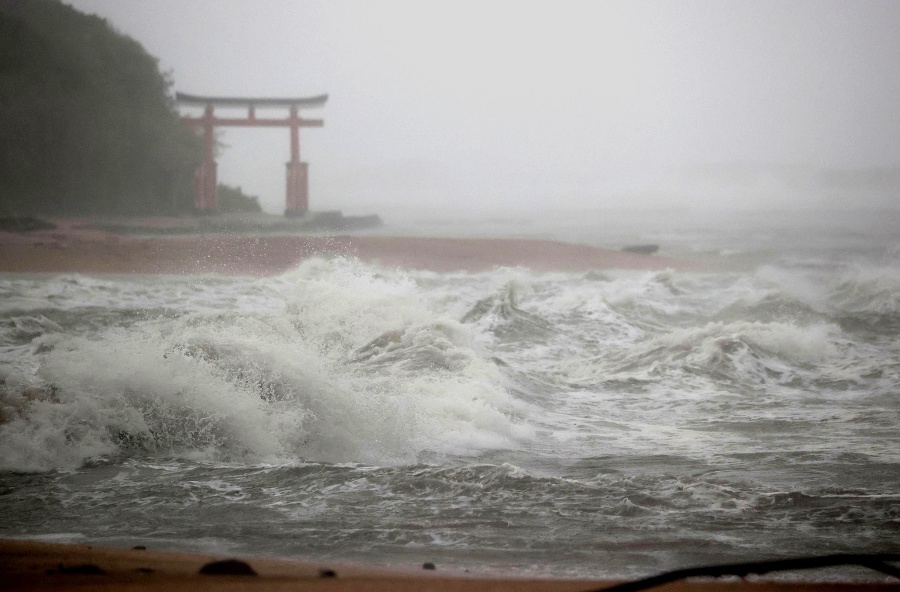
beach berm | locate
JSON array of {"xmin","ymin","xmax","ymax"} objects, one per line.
[
  {"xmin": 1, "ymin": 539, "xmax": 894, "ymax": 591},
  {"xmin": 0, "ymin": 218, "xmax": 698, "ymax": 275}
]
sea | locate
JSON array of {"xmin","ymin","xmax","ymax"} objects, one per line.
[{"xmin": 1, "ymin": 206, "xmax": 898, "ymax": 582}]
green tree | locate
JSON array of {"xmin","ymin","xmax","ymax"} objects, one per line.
[
  {"xmin": 0, "ymin": 0, "xmax": 201, "ymax": 215},
  {"xmin": 217, "ymin": 184, "xmax": 262, "ymax": 213}
]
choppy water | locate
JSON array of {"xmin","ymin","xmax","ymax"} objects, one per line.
[{"xmin": 1, "ymin": 208, "xmax": 898, "ymax": 580}]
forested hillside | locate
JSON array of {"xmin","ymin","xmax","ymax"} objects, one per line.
[{"xmin": 0, "ymin": 0, "xmax": 201, "ymax": 215}]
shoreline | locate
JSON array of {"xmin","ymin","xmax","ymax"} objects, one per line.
[
  {"xmin": 0, "ymin": 219, "xmax": 701, "ymax": 276},
  {"xmin": 0, "ymin": 538, "xmax": 613, "ymax": 591},
  {"xmin": 1, "ymin": 539, "xmax": 895, "ymax": 591}
]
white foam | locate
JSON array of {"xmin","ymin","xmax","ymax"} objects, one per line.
[{"xmin": 0, "ymin": 257, "xmax": 531, "ymax": 471}]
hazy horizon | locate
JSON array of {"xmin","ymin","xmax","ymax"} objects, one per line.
[{"xmin": 64, "ymin": 0, "xmax": 900, "ymax": 215}]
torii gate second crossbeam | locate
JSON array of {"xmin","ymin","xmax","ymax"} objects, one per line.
[{"xmin": 176, "ymin": 92, "xmax": 328, "ymax": 217}]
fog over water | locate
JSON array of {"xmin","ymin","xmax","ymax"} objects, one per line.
[{"xmin": 65, "ymin": 0, "xmax": 900, "ymax": 215}]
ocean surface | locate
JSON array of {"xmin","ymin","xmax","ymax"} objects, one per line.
[{"xmin": 1, "ymin": 207, "xmax": 898, "ymax": 581}]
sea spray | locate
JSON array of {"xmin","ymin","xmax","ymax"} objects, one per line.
[
  {"xmin": 1, "ymin": 225, "xmax": 899, "ymax": 578},
  {"xmin": 0, "ymin": 257, "xmax": 531, "ymax": 471}
]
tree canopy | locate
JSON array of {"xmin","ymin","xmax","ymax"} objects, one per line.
[{"xmin": 0, "ymin": 0, "xmax": 201, "ymax": 216}]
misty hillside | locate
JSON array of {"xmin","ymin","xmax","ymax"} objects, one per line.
[{"xmin": 0, "ymin": 0, "xmax": 200, "ymax": 215}]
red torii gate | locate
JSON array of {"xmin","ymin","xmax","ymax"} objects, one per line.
[{"xmin": 175, "ymin": 92, "xmax": 327, "ymax": 216}]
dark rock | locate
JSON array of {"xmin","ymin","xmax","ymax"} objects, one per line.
[
  {"xmin": 301, "ymin": 211, "xmax": 383, "ymax": 231},
  {"xmin": 132, "ymin": 545, "xmax": 147, "ymax": 550},
  {"xmin": 621, "ymin": 244, "xmax": 660, "ymax": 255},
  {"xmin": 319, "ymin": 568, "xmax": 338, "ymax": 578},
  {"xmin": 0, "ymin": 216, "xmax": 56, "ymax": 232},
  {"xmin": 422, "ymin": 562, "xmax": 436, "ymax": 570},
  {"xmin": 55, "ymin": 563, "xmax": 105, "ymax": 575},
  {"xmin": 198, "ymin": 559, "xmax": 258, "ymax": 576}
]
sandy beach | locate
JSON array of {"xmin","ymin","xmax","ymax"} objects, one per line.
[
  {"xmin": 0, "ymin": 218, "xmax": 698, "ymax": 276},
  {"xmin": 2, "ymin": 539, "xmax": 896, "ymax": 592}
]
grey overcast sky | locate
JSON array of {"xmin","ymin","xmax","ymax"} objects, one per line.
[{"xmin": 65, "ymin": 0, "xmax": 900, "ymax": 213}]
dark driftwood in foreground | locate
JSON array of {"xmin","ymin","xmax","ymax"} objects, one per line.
[{"xmin": 594, "ymin": 554, "xmax": 900, "ymax": 592}]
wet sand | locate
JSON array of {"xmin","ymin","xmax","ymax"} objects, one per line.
[
  {"xmin": 1, "ymin": 539, "xmax": 895, "ymax": 592},
  {"xmin": 0, "ymin": 219, "xmax": 698, "ymax": 275}
]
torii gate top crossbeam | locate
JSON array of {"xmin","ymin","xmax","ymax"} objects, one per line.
[{"xmin": 175, "ymin": 92, "xmax": 328, "ymax": 109}]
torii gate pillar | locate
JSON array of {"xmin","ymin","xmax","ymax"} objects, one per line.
[
  {"xmin": 194, "ymin": 105, "xmax": 218, "ymax": 211},
  {"xmin": 285, "ymin": 106, "xmax": 308, "ymax": 217}
]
